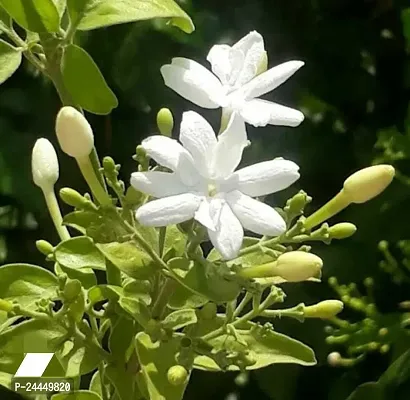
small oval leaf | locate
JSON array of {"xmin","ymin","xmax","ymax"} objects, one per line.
[
  {"xmin": 0, "ymin": 263, "xmax": 58, "ymax": 309},
  {"xmin": 61, "ymin": 44, "xmax": 118, "ymax": 114},
  {"xmin": 0, "ymin": 39, "xmax": 22, "ymax": 84},
  {"xmin": 54, "ymin": 237, "xmax": 106, "ymax": 271}
]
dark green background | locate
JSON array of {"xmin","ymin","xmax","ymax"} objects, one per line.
[{"xmin": 1, "ymin": 0, "xmax": 410, "ymax": 399}]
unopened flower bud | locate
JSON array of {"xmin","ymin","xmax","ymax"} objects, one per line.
[
  {"xmin": 55, "ymin": 106, "xmax": 94, "ymax": 158},
  {"xmin": 273, "ymin": 251, "xmax": 323, "ymax": 282},
  {"xmin": 156, "ymin": 108, "xmax": 174, "ymax": 137},
  {"xmin": 328, "ymin": 223, "xmax": 357, "ymax": 239},
  {"xmin": 32, "ymin": 138, "xmax": 59, "ymax": 190},
  {"xmin": 343, "ymin": 165, "xmax": 395, "ymax": 204},
  {"xmin": 59, "ymin": 188, "xmax": 88, "ymax": 208},
  {"xmin": 167, "ymin": 365, "xmax": 188, "ymax": 386},
  {"xmin": 304, "ymin": 300, "xmax": 344, "ymax": 319},
  {"xmin": 327, "ymin": 352, "xmax": 342, "ymax": 366},
  {"xmin": 0, "ymin": 298, "xmax": 13, "ymax": 312},
  {"xmin": 63, "ymin": 279, "xmax": 82, "ymax": 302},
  {"xmin": 36, "ymin": 240, "xmax": 54, "ymax": 256}
]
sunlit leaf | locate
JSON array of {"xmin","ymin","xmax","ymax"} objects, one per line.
[
  {"xmin": 67, "ymin": 0, "xmax": 194, "ymax": 33},
  {"xmin": 61, "ymin": 44, "xmax": 118, "ymax": 114},
  {"xmin": 0, "ymin": 40, "xmax": 22, "ymax": 85},
  {"xmin": 0, "ymin": 0, "xmax": 60, "ymax": 32}
]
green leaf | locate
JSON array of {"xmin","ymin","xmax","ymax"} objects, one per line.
[
  {"xmin": 109, "ymin": 316, "xmax": 135, "ymax": 362},
  {"xmin": 0, "ymin": 6, "xmax": 12, "ymax": 32},
  {"xmin": 56, "ymin": 340, "xmax": 100, "ymax": 378},
  {"xmin": 55, "ymin": 263, "xmax": 97, "ymax": 290},
  {"xmin": 0, "ymin": 40, "xmax": 22, "ymax": 84},
  {"xmin": 54, "ymin": 237, "xmax": 106, "ymax": 271},
  {"xmin": 105, "ymin": 362, "xmax": 139, "ymax": 400},
  {"xmin": 89, "ymin": 371, "xmax": 103, "ymax": 397},
  {"xmin": 88, "ymin": 284, "xmax": 123, "ymax": 305},
  {"xmin": 379, "ymin": 349, "xmax": 410, "ymax": 389},
  {"xmin": 346, "ymin": 382, "xmax": 385, "ymax": 400},
  {"xmin": 97, "ymin": 242, "xmax": 155, "ymax": 280},
  {"xmin": 195, "ymin": 323, "xmax": 316, "ymax": 371},
  {"xmin": 402, "ymin": 8, "xmax": 410, "ymax": 48},
  {"xmin": 168, "ymin": 282, "xmax": 208, "ymax": 310},
  {"xmin": 0, "ymin": 263, "xmax": 58, "ymax": 309},
  {"xmin": 123, "ymin": 279, "xmax": 151, "ymax": 305},
  {"xmin": 135, "ymin": 333, "xmax": 188, "ymax": 400},
  {"xmin": 0, "ymin": 371, "xmax": 12, "ymax": 389},
  {"xmin": 63, "ymin": 210, "xmax": 129, "ymax": 243},
  {"xmin": 118, "ymin": 297, "xmax": 151, "ymax": 329},
  {"xmin": 52, "ymin": 391, "xmax": 102, "ymax": 400},
  {"xmin": 162, "ymin": 309, "xmax": 197, "ymax": 331},
  {"xmin": 67, "ymin": 0, "xmax": 194, "ymax": 34},
  {"xmin": 53, "ymin": 0, "xmax": 66, "ymax": 17},
  {"xmin": 0, "ymin": 319, "xmax": 67, "ymax": 374},
  {"xmin": 68, "ymin": 289, "xmax": 85, "ymax": 323},
  {"xmin": 61, "ymin": 44, "xmax": 118, "ymax": 115},
  {"xmin": 170, "ymin": 259, "xmax": 241, "ymax": 303},
  {"xmin": 0, "ymin": 0, "xmax": 60, "ymax": 32}
]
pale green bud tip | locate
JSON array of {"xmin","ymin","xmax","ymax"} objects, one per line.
[
  {"xmin": 274, "ymin": 251, "xmax": 323, "ymax": 282},
  {"xmin": 343, "ymin": 164, "xmax": 395, "ymax": 204},
  {"xmin": 32, "ymin": 138, "xmax": 59, "ymax": 189},
  {"xmin": 0, "ymin": 298, "xmax": 13, "ymax": 312},
  {"xmin": 304, "ymin": 300, "xmax": 344, "ymax": 319},
  {"xmin": 167, "ymin": 365, "xmax": 188, "ymax": 386},
  {"xmin": 63, "ymin": 279, "xmax": 82, "ymax": 302},
  {"xmin": 36, "ymin": 240, "xmax": 54, "ymax": 256},
  {"xmin": 328, "ymin": 223, "xmax": 357, "ymax": 239},
  {"xmin": 327, "ymin": 352, "xmax": 342, "ymax": 366},
  {"xmin": 59, "ymin": 187, "xmax": 86, "ymax": 208},
  {"xmin": 55, "ymin": 106, "xmax": 94, "ymax": 158},
  {"xmin": 156, "ymin": 108, "xmax": 174, "ymax": 137}
]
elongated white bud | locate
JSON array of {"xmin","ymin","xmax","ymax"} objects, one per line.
[
  {"xmin": 32, "ymin": 138, "xmax": 59, "ymax": 190},
  {"xmin": 343, "ymin": 165, "xmax": 395, "ymax": 204},
  {"xmin": 273, "ymin": 251, "xmax": 323, "ymax": 282},
  {"xmin": 304, "ymin": 300, "xmax": 344, "ymax": 319},
  {"xmin": 55, "ymin": 106, "xmax": 94, "ymax": 158}
]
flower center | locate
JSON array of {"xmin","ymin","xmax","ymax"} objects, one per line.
[{"xmin": 208, "ymin": 182, "xmax": 217, "ymax": 197}]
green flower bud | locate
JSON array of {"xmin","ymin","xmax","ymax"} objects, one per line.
[
  {"xmin": 63, "ymin": 279, "xmax": 82, "ymax": 302},
  {"xmin": 273, "ymin": 251, "xmax": 323, "ymax": 282},
  {"xmin": 32, "ymin": 138, "xmax": 59, "ymax": 190},
  {"xmin": 304, "ymin": 300, "xmax": 344, "ymax": 319},
  {"xmin": 156, "ymin": 108, "xmax": 174, "ymax": 137},
  {"xmin": 102, "ymin": 156, "xmax": 117, "ymax": 173},
  {"xmin": 36, "ymin": 240, "xmax": 54, "ymax": 256},
  {"xmin": 343, "ymin": 165, "xmax": 395, "ymax": 204},
  {"xmin": 59, "ymin": 188, "xmax": 88, "ymax": 208},
  {"xmin": 328, "ymin": 223, "xmax": 357, "ymax": 239},
  {"xmin": 285, "ymin": 190, "xmax": 311, "ymax": 216},
  {"xmin": 56, "ymin": 106, "xmax": 94, "ymax": 158},
  {"xmin": 167, "ymin": 365, "xmax": 188, "ymax": 386},
  {"xmin": 0, "ymin": 298, "xmax": 13, "ymax": 312}
]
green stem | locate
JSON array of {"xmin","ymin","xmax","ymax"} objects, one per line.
[
  {"xmin": 233, "ymin": 292, "xmax": 253, "ymax": 318},
  {"xmin": 152, "ymin": 278, "xmax": 176, "ymax": 319},
  {"xmin": 76, "ymin": 155, "xmax": 112, "ymax": 206},
  {"xmin": 202, "ymin": 292, "xmax": 276, "ymax": 341},
  {"xmin": 98, "ymin": 362, "xmax": 109, "ymax": 400},
  {"xmin": 304, "ymin": 191, "xmax": 351, "ymax": 231},
  {"xmin": 43, "ymin": 187, "xmax": 71, "ymax": 241},
  {"xmin": 159, "ymin": 227, "xmax": 166, "ymax": 258}
]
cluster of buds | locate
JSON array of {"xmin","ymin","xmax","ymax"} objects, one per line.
[
  {"xmin": 378, "ymin": 240, "xmax": 410, "ymax": 285},
  {"xmin": 324, "ymin": 276, "xmax": 410, "ymax": 367}
]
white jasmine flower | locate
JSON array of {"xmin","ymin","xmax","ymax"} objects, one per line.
[
  {"xmin": 131, "ymin": 111, "xmax": 300, "ymax": 260},
  {"xmin": 160, "ymin": 31, "xmax": 304, "ymax": 128},
  {"xmin": 32, "ymin": 138, "xmax": 59, "ymax": 190}
]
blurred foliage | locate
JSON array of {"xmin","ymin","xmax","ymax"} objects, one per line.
[{"xmin": 1, "ymin": 0, "xmax": 410, "ymax": 399}]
